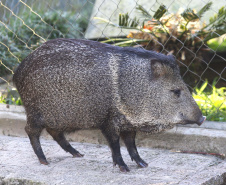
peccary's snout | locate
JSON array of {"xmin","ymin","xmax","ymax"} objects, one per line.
[
  {"xmin": 196, "ymin": 116, "xmax": 206, "ymax": 126},
  {"xmin": 178, "ymin": 107, "xmax": 206, "ymax": 126}
]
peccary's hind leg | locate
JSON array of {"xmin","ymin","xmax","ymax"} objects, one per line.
[
  {"xmin": 101, "ymin": 124, "xmax": 129, "ymax": 172},
  {"xmin": 25, "ymin": 125, "xmax": 48, "ymax": 165},
  {"xmin": 46, "ymin": 128, "xmax": 83, "ymax": 157},
  {"xmin": 121, "ymin": 131, "xmax": 148, "ymax": 168}
]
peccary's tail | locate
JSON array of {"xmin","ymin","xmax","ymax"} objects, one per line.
[
  {"xmin": 12, "ymin": 67, "xmax": 18, "ymax": 85},
  {"xmin": 12, "ymin": 59, "xmax": 27, "ymax": 91},
  {"xmin": 12, "ymin": 65, "xmax": 21, "ymax": 89}
]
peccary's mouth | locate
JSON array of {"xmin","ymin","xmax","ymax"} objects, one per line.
[{"xmin": 180, "ymin": 116, "xmax": 206, "ymax": 126}]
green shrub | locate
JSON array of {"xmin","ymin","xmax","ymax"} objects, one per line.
[
  {"xmin": 207, "ymin": 36, "xmax": 226, "ymax": 52},
  {"xmin": 192, "ymin": 80, "xmax": 226, "ymax": 121},
  {"xmin": 0, "ymin": 10, "xmax": 89, "ymax": 76},
  {"xmin": 0, "ymin": 94, "xmax": 22, "ymax": 105}
]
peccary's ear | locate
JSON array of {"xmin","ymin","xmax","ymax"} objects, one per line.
[{"xmin": 150, "ymin": 59, "xmax": 167, "ymax": 78}]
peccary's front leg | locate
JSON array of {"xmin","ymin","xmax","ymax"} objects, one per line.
[
  {"xmin": 101, "ymin": 123, "xmax": 129, "ymax": 172},
  {"xmin": 121, "ymin": 131, "xmax": 148, "ymax": 168}
]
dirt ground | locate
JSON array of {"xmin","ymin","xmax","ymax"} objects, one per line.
[{"xmin": 0, "ymin": 135, "xmax": 226, "ymax": 185}]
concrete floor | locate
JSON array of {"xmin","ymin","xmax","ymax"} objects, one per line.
[{"xmin": 0, "ymin": 135, "xmax": 226, "ymax": 185}]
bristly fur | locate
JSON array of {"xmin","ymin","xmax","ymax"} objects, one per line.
[{"xmin": 13, "ymin": 39, "xmax": 203, "ymax": 170}]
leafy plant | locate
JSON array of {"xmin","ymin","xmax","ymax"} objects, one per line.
[
  {"xmin": 192, "ymin": 80, "xmax": 226, "ymax": 121},
  {"xmin": 0, "ymin": 10, "xmax": 90, "ymax": 76},
  {"xmin": 0, "ymin": 94, "xmax": 23, "ymax": 105},
  {"xmin": 207, "ymin": 34, "xmax": 226, "ymax": 52},
  {"xmin": 11, "ymin": 96, "xmax": 23, "ymax": 105},
  {"xmin": 0, "ymin": 30, "xmax": 22, "ymax": 75},
  {"xmin": 95, "ymin": 2, "xmax": 226, "ymax": 48},
  {"xmin": 201, "ymin": 6, "xmax": 226, "ymax": 41},
  {"xmin": 0, "ymin": 95, "xmax": 6, "ymax": 104},
  {"xmin": 0, "ymin": 88, "xmax": 23, "ymax": 105}
]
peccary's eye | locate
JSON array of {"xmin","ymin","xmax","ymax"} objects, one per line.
[{"xmin": 171, "ymin": 89, "xmax": 181, "ymax": 97}]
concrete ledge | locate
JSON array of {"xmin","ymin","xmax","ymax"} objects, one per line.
[
  {"xmin": 0, "ymin": 104, "xmax": 226, "ymax": 156},
  {"xmin": 0, "ymin": 104, "xmax": 25, "ymax": 113}
]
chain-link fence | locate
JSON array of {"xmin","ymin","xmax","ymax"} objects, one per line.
[{"xmin": 0, "ymin": 0, "xmax": 225, "ymax": 121}]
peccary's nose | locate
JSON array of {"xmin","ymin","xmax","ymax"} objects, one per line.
[{"xmin": 196, "ymin": 116, "xmax": 206, "ymax": 126}]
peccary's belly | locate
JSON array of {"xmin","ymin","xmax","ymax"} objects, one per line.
[
  {"xmin": 23, "ymin": 65, "xmax": 112, "ymax": 131},
  {"xmin": 40, "ymin": 99, "xmax": 110, "ymax": 130}
]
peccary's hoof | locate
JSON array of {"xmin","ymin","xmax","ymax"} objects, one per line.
[
  {"xmin": 137, "ymin": 160, "xmax": 148, "ymax": 168},
  {"xmin": 39, "ymin": 159, "xmax": 49, "ymax": 165},
  {"xmin": 73, "ymin": 153, "xmax": 84, "ymax": 158},
  {"xmin": 119, "ymin": 165, "xmax": 130, "ymax": 172}
]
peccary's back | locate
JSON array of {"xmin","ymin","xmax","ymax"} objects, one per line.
[{"xmin": 13, "ymin": 39, "xmax": 114, "ymax": 130}]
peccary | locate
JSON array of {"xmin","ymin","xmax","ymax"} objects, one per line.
[{"xmin": 13, "ymin": 39, "xmax": 205, "ymax": 172}]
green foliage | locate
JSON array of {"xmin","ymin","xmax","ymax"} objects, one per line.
[
  {"xmin": 201, "ymin": 6, "xmax": 226, "ymax": 41},
  {"xmin": 0, "ymin": 95, "xmax": 6, "ymax": 104},
  {"xmin": 192, "ymin": 80, "xmax": 226, "ymax": 121},
  {"xmin": 10, "ymin": 96, "xmax": 23, "ymax": 105},
  {"xmin": 136, "ymin": 5, "xmax": 152, "ymax": 19},
  {"xmin": 207, "ymin": 6, "xmax": 226, "ymax": 30},
  {"xmin": 119, "ymin": 13, "xmax": 139, "ymax": 28},
  {"xmin": 0, "ymin": 10, "xmax": 89, "ymax": 76},
  {"xmin": 196, "ymin": 2, "xmax": 212, "ymax": 18},
  {"xmin": 15, "ymin": 11, "xmax": 85, "ymax": 44},
  {"xmin": 0, "ymin": 94, "xmax": 23, "ymax": 105},
  {"xmin": 181, "ymin": 9, "xmax": 199, "ymax": 22},
  {"xmin": 0, "ymin": 32, "xmax": 21, "ymax": 75},
  {"xmin": 153, "ymin": 5, "xmax": 167, "ymax": 20},
  {"xmin": 207, "ymin": 36, "xmax": 226, "ymax": 52},
  {"xmin": 181, "ymin": 2, "xmax": 212, "ymax": 23}
]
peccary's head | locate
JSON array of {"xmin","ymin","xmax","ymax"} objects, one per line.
[{"xmin": 116, "ymin": 53, "xmax": 205, "ymax": 133}]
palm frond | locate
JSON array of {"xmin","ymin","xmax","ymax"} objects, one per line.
[
  {"xmin": 94, "ymin": 16, "xmax": 140, "ymax": 30},
  {"xmin": 197, "ymin": 2, "xmax": 212, "ymax": 18},
  {"xmin": 209, "ymin": 6, "xmax": 226, "ymax": 24},
  {"xmin": 94, "ymin": 17, "xmax": 119, "ymax": 27},
  {"xmin": 101, "ymin": 38, "xmax": 132, "ymax": 43},
  {"xmin": 113, "ymin": 39, "xmax": 150, "ymax": 46},
  {"xmin": 136, "ymin": 5, "xmax": 152, "ymax": 19},
  {"xmin": 153, "ymin": 5, "xmax": 167, "ymax": 20},
  {"xmin": 202, "ymin": 6, "xmax": 226, "ymax": 31},
  {"xmin": 201, "ymin": 6, "xmax": 226, "ymax": 40},
  {"xmin": 181, "ymin": 8, "xmax": 199, "ymax": 22},
  {"xmin": 209, "ymin": 6, "xmax": 226, "ymax": 28},
  {"xmin": 119, "ymin": 13, "xmax": 140, "ymax": 28}
]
